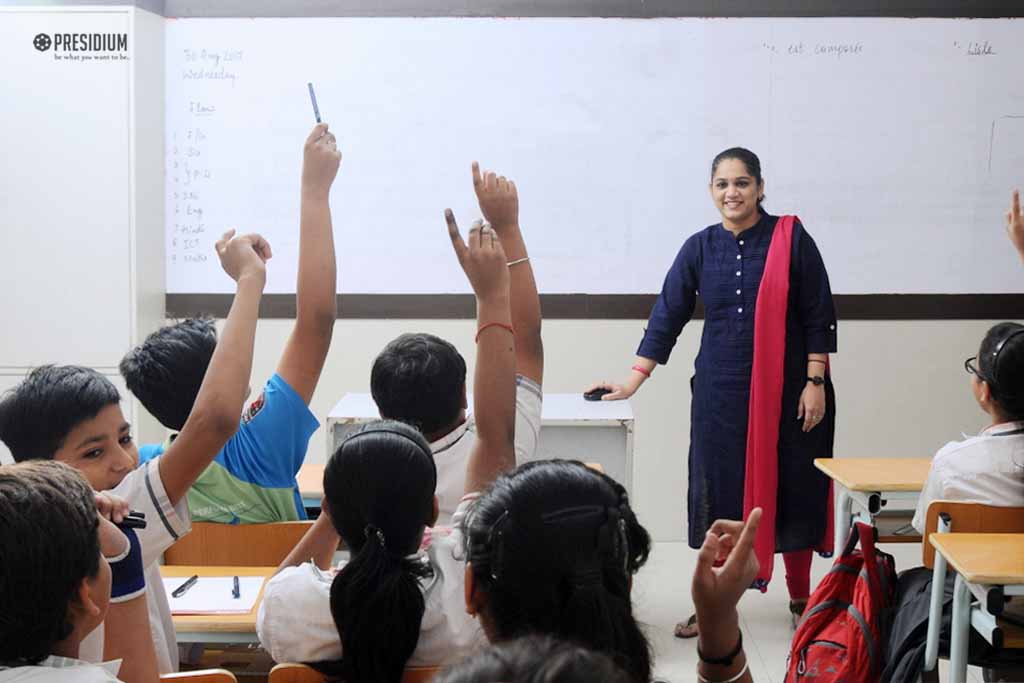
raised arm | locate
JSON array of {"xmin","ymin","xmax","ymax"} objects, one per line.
[
  {"xmin": 1007, "ymin": 189, "xmax": 1024, "ymax": 265},
  {"xmin": 158, "ymin": 230, "xmax": 269, "ymax": 504},
  {"xmin": 473, "ymin": 162, "xmax": 543, "ymax": 385},
  {"xmin": 274, "ymin": 506, "xmax": 340, "ymax": 575},
  {"xmin": 276, "ymin": 123, "xmax": 342, "ymax": 403},
  {"xmin": 445, "ymin": 210, "xmax": 516, "ymax": 494}
]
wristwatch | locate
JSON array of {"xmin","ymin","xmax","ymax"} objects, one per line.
[{"xmin": 806, "ymin": 376, "xmax": 825, "ymax": 386}]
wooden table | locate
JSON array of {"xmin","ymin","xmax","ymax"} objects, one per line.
[
  {"xmin": 814, "ymin": 457, "xmax": 932, "ymax": 552},
  {"xmin": 161, "ymin": 565, "xmax": 275, "ymax": 645},
  {"xmin": 929, "ymin": 534, "xmax": 1024, "ymax": 683}
]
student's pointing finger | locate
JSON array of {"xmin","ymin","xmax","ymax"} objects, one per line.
[
  {"xmin": 472, "ymin": 161, "xmax": 483, "ymax": 191},
  {"xmin": 445, "ymin": 209, "xmax": 468, "ymax": 261}
]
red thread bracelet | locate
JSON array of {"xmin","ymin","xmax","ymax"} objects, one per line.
[
  {"xmin": 631, "ymin": 364, "xmax": 652, "ymax": 378},
  {"xmin": 476, "ymin": 322, "xmax": 515, "ymax": 343}
]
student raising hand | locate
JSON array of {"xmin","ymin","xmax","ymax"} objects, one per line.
[
  {"xmin": 691, "ymin": 508, "xmax": 760, "ymax": 683},
  {"xmin": 302, "ymin": 122, "xmax": 342, "ymax": 200},
  {"xmin": 215, "ymin": 229, "xmax": 272, "ymax": 282},
  {"xmin": 1007, "ymin": 190, "xmax": 1024, "ymax": 264},
  {"xmin": 445, "ymin": 211, "xmax": 510, "ymax": 305}
]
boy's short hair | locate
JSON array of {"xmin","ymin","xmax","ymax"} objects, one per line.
[
  {"xmin": 0, "ymin": 365, "xmax": 121, "ymax": 462},
  {"xmin": 371, "ymin": 333, "xmax": 467, "ymax": 436},
  {"xmin": 119, "ymin": 318, "xmax": 217, "ymax": 431},
  {"xmin": 0, "ymin": 460, "xmax": 100, "ymax": 664}
]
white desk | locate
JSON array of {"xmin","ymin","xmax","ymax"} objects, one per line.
[{"xmin": 326, "ymin": 393, "xmax": 635, "ymax": 495}]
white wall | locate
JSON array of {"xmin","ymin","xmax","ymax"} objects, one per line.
[{"xmin": 136, "ymin": 317, "xmax": 994, "ymax": 542}]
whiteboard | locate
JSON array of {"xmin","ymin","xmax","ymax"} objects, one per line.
[{"xmin": 165, "ymin": 18, "xmax": 1024, "ymax": 295}]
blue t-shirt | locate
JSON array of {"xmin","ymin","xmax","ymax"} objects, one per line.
[{"xmin": 139, "ymin": 373, "xmax": 319, "ymax": 523}]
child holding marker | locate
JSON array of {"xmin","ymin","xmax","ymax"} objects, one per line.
[
  {"xmin": 121, "ymin": 123, "xmax": 341, "ymax": 524},
  {"xmin": 0, "ymin": 229, "xmax": 270, "ymax": 673}
]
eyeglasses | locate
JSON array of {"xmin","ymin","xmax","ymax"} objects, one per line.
[{"xmin": 965, "ymin": 356, "xmax": 980, "ymax": 376}]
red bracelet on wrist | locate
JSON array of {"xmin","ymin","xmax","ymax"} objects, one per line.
[
  {"xmin": 476, "ymin": 322, "xmax": 515, "ymax": 343},
  {"xmin": 631, "ymin": 364, "xmax": 652, "ymax": 378}
]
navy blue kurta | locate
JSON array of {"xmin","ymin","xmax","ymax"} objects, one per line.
[{"xmin": 638, "ymin": 212, "xmax": 838, "ymax": 551}]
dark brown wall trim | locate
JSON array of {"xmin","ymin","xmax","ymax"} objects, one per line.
[{"xmin": 166, "ymin": 293, "xmax": 1024, "ymax": 320}]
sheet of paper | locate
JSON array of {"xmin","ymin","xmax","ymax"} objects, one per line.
[{"xmin": 163, "ymin": 575, "xmax": 264, "ymax": 614}]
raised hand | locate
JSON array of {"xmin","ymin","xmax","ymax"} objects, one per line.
[
  {"xmin": 94, "ymin": 491, "xmax": 130, "ymax": 524},
  {"xmin": 691, "ymin": 508, "xmax": 762, "ymax": 623},
  {"xmin": 1007, "ymin": 190, "xmax": 1024, "ymax": 263},
  {"xmin": 445, "ymin": 210, "xmax": 510, "ymax": 305},
  {"xmin": 472, "ymin": 162, "xmax": 519, "ymax": 232},
  {"xmin": 302, "ymin": 122, "xmax": 342, "ymax": 200},
  {"xmin": 215, "ymin": 229, "xmax": 272, "ymax": 283}
]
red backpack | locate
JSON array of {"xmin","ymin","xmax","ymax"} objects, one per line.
[{"xmin": 785, "ymin": 522, "xmax": 897, "ymax": 683}]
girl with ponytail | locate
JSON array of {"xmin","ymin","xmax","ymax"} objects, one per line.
[
  {"xmin": 257, "ymin": 206, "xmax": 521, "ymax": 682},
  {"xmin": 911, "ymin": 321, "xmax": 1024, "ymax": 533}
]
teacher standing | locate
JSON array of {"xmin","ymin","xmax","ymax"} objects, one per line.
[{"xmin": 589, "ymin": 148, "xmax": 837, "ymax": 635}]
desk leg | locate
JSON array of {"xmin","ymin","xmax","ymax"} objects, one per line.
[
  {"xmin": 834, "ymin": 487, "xmax": 852, "ymax": 553},
  {"xmin": 949, "ymin": 573, "xmax": 971, "ymax": 683}
]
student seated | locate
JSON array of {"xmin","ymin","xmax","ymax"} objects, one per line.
[
  {"xmin": 0, "ymin": 461, "xmax": 157, "ymax": 683},
  {"xmin": 370, "ymin": 164, "xmax": 543, "ymax": 521},
  {"xmin": 461, "ymin": 458, "xmax": 760, "ymax": 683},
  {"xmin": 121, "ymin": 123, "xmax": 341, "ymax": 524},
  {"xmin": 911, "ymin": 320, "xmax": 1024, "ymax": 534},
  {"xmin": 0, "ymin": 230, "xmax": 270, "ymax": 672},
  {"xmin": 435, "ymin": 636, "xmax": 632, "ymax": 683},
  {"xmin": 257, "ymin": 212, "xmax": 517, "ymax": 681}
]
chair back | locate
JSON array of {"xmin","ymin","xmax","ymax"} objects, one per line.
[
  {"xmin": 160, "ymin": 670, "xmax": 237, "ymax": 682},
  {"xmin": 164, "ymin": 521, "xmax": 313, "ymax": 566},
  {"xmin": 269, "ymin": 663, "xmax": 441, "ymax": 683},
  {"xmin": 922, "ymin": 500, "xmax": 1024, "ymax": 568}
]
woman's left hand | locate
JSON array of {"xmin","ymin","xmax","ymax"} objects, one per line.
[{"xmin": 797, "ymin": 383, "xmax": 826, "ymax": 433}]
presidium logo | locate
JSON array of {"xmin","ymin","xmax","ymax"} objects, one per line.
[{"xmin": 33, "ymin": 32, "xmax": 129, "ymax": 61}]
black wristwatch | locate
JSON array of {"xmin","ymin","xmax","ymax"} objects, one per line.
[{"xmin": 806, "ymin": 376, "xmax": 825, "ymax": 386}]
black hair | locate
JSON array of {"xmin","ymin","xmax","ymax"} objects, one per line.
[
  {"xmin": 978, "ymin": 322, "xmax": 1024, "ymax": 420},
  {"xmin": 371, "ymin": 333, "xmax": 467, "ymax": 437},
  {"xmin": 0, "ymin": 461, "xmax": 100, "ymax": 665},
  {"xmin": 436, "ymin": 635, "xmax": 633, "ymax": 683},
  {"xmin": 317, "ymin": 420, "xmax": 438, "ymax": 683},
  {"xmin": 0, "ymin": 365, "xmax": 121, "ymax": 462},
  {"xmin": 119, "ymin": 318, "xmax": 217, "ymax": 431},
  {"xmin": 711, "ymin": 147, "xmax": 765, "ymax": 207},
  {"xmin": 463, "ymin": 460, "xmax": 653, "ymax": 683}
]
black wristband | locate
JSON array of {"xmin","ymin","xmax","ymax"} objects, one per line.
[{"xmin": 698, "ymin": 630, "xmax": 743, "ymax": 666}]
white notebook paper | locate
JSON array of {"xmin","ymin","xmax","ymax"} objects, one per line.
[{"xmin": 163, "ymin": 575, "xmax": 265, "ymax": 614}]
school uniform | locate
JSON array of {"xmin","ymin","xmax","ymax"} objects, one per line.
[
  {"xmin": 911, "ymin": 421, "xmax": 1024, "ymax": 534},
  {"xmin": 431, "ymin": 375, "xmax": 542, "ymax": 524},
  {"xmin": 139, "ymin": 373, "xmax": 319, "ymax": 523},
  {"xmin": 256, "ymin": 495, "xmax": 485, "ymax": 666},
  {"xmin": 0, "ymin": 656, "xmax": 121, "ymax": 682},
  {"xmin": 79, "ymin": 459, "xmax": 191, "ymax": 674}
]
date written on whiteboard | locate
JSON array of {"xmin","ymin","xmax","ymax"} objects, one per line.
[
  {"xmin": 954, "ymin": 41, "xmax": 996, "ymax": 56},
  {"xmin": 762, "ymin": 41, "xmax": 864, "ymax": 57}
]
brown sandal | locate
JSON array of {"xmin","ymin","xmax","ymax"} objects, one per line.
[{"xmin": 674, "ymin": 613, "xmax": 699, "ymax": 639}]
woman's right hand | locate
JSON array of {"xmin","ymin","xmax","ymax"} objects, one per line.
[{"xmin": 585, "ymin": 377, "xmax": 641, "ymax": 401}]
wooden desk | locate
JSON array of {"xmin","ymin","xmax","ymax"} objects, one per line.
[
  {"xmin": 814, "ymin": 457, "xmax": 932, "ymax": 552},
  {"xmin": 929, "ymin": 533, "xmax": 1024, "ymax": 683},
  {"xmin": 161, "ymin": 565, "xmax": 275, "ymax": 645},
  {"xmin": 325, "ymin": 393, "xmax": 635, "ymax": 494}
]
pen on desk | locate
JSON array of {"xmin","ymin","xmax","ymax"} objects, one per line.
[
  {"xmin": 232, "ymin": 575, "xmax": 240, "ymax": 599},
  {"xmin": 308, "ymin": 82, "xmax": 321, "ymax": 123},
  {"xmin": 171, "ymin": 574, "xmax": 198, "ymax": 598}
]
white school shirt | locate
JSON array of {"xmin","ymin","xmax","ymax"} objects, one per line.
[
  {"xmin": 256, "ymin": 495, "xmax": 485, "ymax": 666},
  {"xmin": 911, "ymin": 421, "xmax": 1024, "ymax": 534},
  {"xmin": 79, "ymin": 459, "xmax": 192, "ymax": 673},
  {"xmin": 0, "ymin": 656, "xmax": 121, "ymax": 682},
  {"xmin": 431, "ymin": 375, "xmax": 542, "ymax": 524}
]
